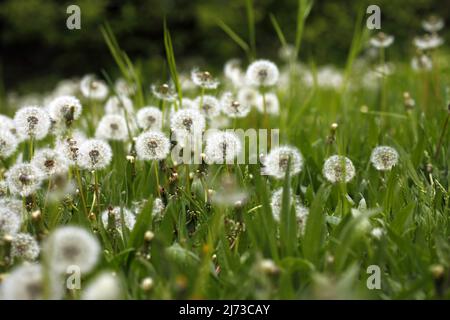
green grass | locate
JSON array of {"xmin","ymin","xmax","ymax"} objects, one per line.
[{"xmin": 1, "ymin": 5, "xmax": 450, "ymax": 300}]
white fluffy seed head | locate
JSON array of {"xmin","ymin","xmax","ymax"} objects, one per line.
[
  {"xmin": 101, "ymin": 207, "xmax": 136, "ymax": 233},
  {"xmin": 82, "ymin": 272, "xmax": 122, "ymax": 300},
  {"xmin": 11, "ymin": 233, "xmax": 40, "ymax": 261},
  {"xmin": 55, "ymin": 130, "xmax": 86, "ymax": 165},
  {"xmin": 135, "ymin": 131, "xmax": 170, "ymax": 161},
  {"xmin": 191, "ymin": 69, "xmax": 219, "ymax": 89},
  {"xmin": 204, "ymin": 131, "xmax": 242, "ymax": 164},
  {"xmin": 115, "ymin": 78, "xmax": 136, "ymax": 96},
  {"xmin": 151, "ymin": 83, "xmax": 177, "ymax": 102},
  {"xmin": 170, "ymin": 108, "xmax": 205, "ymax": 136},
  {"xmin": 323, "ymin": 155, "xmax": 356, "ymax": 183},
  {"xmin": 80, "ymin": 75, "xmax": 109, "ymax": 100},
  {"xmin": 78, "ymin": 139, "xmax": 112, "ymax": 171},
  {"xmin": 194, "ymin": 95, "xmax": 220, "ymax": 118},
  {"xmin": 369, "ymin": 32, "xmax": 394, "ymax": 48},
  {"xmin": 6, "ymin": 163, "xmax": 44, "ymax": 196},
  {"xmin": 32, "ymin": 148, "xmax": 69, "ymax": 177},
  {"xmin": 0, "ymin": 207, "xmax": 21, "ymax": 236},
  {"xmin": 0, "ymin": 264, "xmax": 63, "ymax": 300},
  {"xmin": 0, "ymin": 197, "xmax": 24, "ymax": 223},
  {"xmin": 43, "ymin": 226, "xmax": 101, "ymax": 274},
  {"xmin": 422, "ymin": 16, "xmax": 444, "ymax": 33},
  {"xmin": 237, "ymin": 87, "xmax": 258, "ymax": 108},
  {"xmin": 137, "ymin": 106, "xmax": 162, "ymax": 131},
  {"xmin": 95, "ymin": 114, "xmax": 128, "ymax": 141},
  {"xmin": 256, "ymin": 92, "xmax": 279, "ymax": 115},
  {"xmin": 14, "ymin": 106, "xmax": 51, "ymax": 140},
  {"xmin": 224, "ymin": 59, "xmax": 245, "ymax": 87},
  {"xmin": 0, "ymin": 130, "xmax": 18, "ymax": 158},
  {"xmin": 152, "ymin": 198, "xmax": 165, "ymax": 217},
  {"xmin": 370, "ymin": 146, "xmax": 399, "ymax": 171},
  {"xmin": 220, "ymin": 92, "xmax": 251, "ymax": 118},
  {"xmin": 48, "ymin": 95, "xmax": 82, "ymax": 123},
  {"xmin": 245, "ymin": 59, "xmax": 279, "ymax": 87},
  {"xmin": 270, "ymin": 188, "xmax": 309, "ymax": 232},
  {"xmin": 263, "ymin": 146, "xmax": 303, "ymax": 179},
  {"xmin": 411, "ymin": 54, "xmax": 433, "ymax": 72},
  {"xmin": 104, "ymin": 95, "xmax": 134, "ymax": 115}
]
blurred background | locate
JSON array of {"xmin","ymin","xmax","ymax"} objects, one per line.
[{"xmin": 0, "ymin": 0, "xmax": 448, "ymax": 93}]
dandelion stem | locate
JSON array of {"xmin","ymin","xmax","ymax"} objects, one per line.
[
  {"xmin": 75, "ymin": 167, "xmax": 89, "ymax": 217},
  {"xmin": 153, "ymin": 160, "xmax": 161, "ymax": 197}
]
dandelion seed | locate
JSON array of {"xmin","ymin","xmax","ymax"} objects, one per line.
[
  {"xmin": 55, "ymin": 130, "xmax": 86, "ymax": 165},
  {"xmin": 191, "ymin": 69, "xmax": 219, "ymax": 89},
  {"xmin": 270, "ymin": 188, "xmax": 309, "ymax": 232},
  {"xmin": 6, "ymin": 163, "xmax": 43, "ymax": 196},
  {"xmin": 14, "ymin": 106, "xmax": 51, "ymax": 140},
  {"xmin": 323, "ymin": 155, "xmax": 355, "ymax": 183},
  {"xmin": 135, "ymin": 131, "xmax": 170, "ymax": 161},
  {"xmin": 237, "ymin": 87, "xmax": 258, "ymax": 109},
  {"xmin": 263, "ymin": 146, "xmax": 303, "ymax": 179},
  {"xmin": 11, "ymin": 233, "xmax": 40, "ymax": 261},
  {"xmin": 0, "ymin": 264, "xmax": 63, "ymax": 300},
  {"xmin": 245, "ymin": 60, "xmax": 279, "ymax": 87},
  {"xmin": 47, "ymin": 95, "xmax": 82, "ymax": 124},
  {"xmin": 82, "ymin": 272, "xmax": 122, "ymax": 300},
  {"xmin": 151, "ymin": 83, "xmax": 177, "ymax": 102},
  {"xmin": 96, "ymin": 114, "xmax": 128, "ymax": 141},
  {"xmin": 32, "ymin": 148, "xmax": 69, "ymax": 177},
  {"xmin": 78, "ymin": 139, "xmax": 112, "ymax": 171},
  {"xmin": 422, "ymin": 15, "xmax": 444, "ymax": 33},
  {"xmin": 220, "ymin": 92, "xmax": 250, "ymax": 118},
  {"xmin": 80, "ymin": 75, "xmax": 109, "ymax": 100},
  {"xmin": 135, "ymin": 107, "xmax": 161, "ymax": 132},
  {"xmin": 0, "ymin": 207, "xmax": 21, "ymax": 236},
  {"xmin": 370, "ymin": 146, "xmax": 399, "ymax": 171},
  {"xmin": 369, "ymin": 32, "xmax": 394, "ymax": 48},
  {"xmin": 256, "ymin": 92, "xmax": 279, "ymax": 115},
  {"xmin": 194, "ymin": 95, "xmax": 220, "ymax": 118},
  {"xmin": 204, "ymin": 131, "xmax": 241, "ymax": 164},
  {"xmin": 43, "ymin": 226, "xmax": 100, "ymax": 274},
  {"xmin": 0, "ymin": 130, "xmax": 18, "ymax": 158},
  {"xmin": 170, "ymin": 108, "xmax": 205, "ymax": 136},
  {"xmin": 411, "ymin": 54, "xmax": 433, "ymax": 72},
  {"xmin": 104, "ymin": 95, "xmax": 134, "ymax": 115},
  {"xmin": 101, "ymin": 207, "xmax": 136, "ymax": 233}
]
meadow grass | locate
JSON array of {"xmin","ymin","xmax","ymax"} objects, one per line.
[{"xmin": 0, "ymin": 2, "xmax": 450, "ymax": 300}]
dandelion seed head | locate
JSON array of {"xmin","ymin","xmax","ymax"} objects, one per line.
[
  {"xmin": 422, "ymin": 15, "xmax": 444, "ymax": 33},
  {"xmin": 370, "ymin": 32, "xmax": 394, "ymax": 48},
  {"xmin": 370, "ymin": 146, "xmax": 399, "ymax": 171},
  {"xmin": 371, "ymin": 227, "xmax": 385, "ymax": 239},
  {"xmin": 194, "ymin": 95, "xmax": 220, "ymax": 118},
  {"xmin": 151, "ymin": 83, "xmax": 177, "ymax": 102},
  {"xmin": 263, "ymin": 146, "xmax": 303, "ymax": 179},
  {"xmin": 0, "ymin": 130, "xmax": 18, "ymax": 158},
  {"xmin": 245, "ymin": 59, "xmax": 279, "ymax": 87},
  {"xmin": 43, "ymin": 226, "xmax": 101, "ymax": 274},
  {"xmin": 413, "ymin": 33, "xmax": 444, "ymax": 50},
  {"xmin": 6, "ymin": 163, "xmax": 43, "ymax": 196},
  {"xmin": 96, "ymin": 114, "xmax": 128, "ymax": 141},
  {"xmin": 224, "ymin": 59, "xmax": 245, "ymax": 87},
  {"xmin": 32, "ymin": 148, "xmax": 69, "ymax": 177},
  {"xmin": 55, "ymin": 130, "xmax": 86, "ymax": 165},
  {"xmin": 135, "ymin": 131, "xmax": 170, "ymax": 161},
  {"xmin": 170, "ymin": 108, "xmax": 205, "ymax": 136},
  {"xmin": 220, "ymin": 92, "xmax": 250, "ymax": 118},
  {"xmin": 82, "ymin": 272, "xmax": 122, "ymax": 300},
  {"xmin": 137, "ymin": 106, "xmax": 162, "ymax": 131},
  {"xmin": 237, "ymin": 87, "xmax": 258, "ymax": 108},
  {"xmin": 270, "ymin": 188, "xmax": 309, "ymax": 231},
  {"xmin": 14, "ymin": 106, "xmax": 51, "ymax": 140},
  {"xmin": 48, "ymin": 96, "xmax": 82, "ymax": 124},
  {"xmin": 115, "ymin": 78, "xmax": 136, "ymax": 96},
  {"xmin": 411, "ymin": 54, "xmax": 433, "ymax": 72},
  {"xmin": 0, "ymin": 264, "xmax": 63, "ymax": 300},
  {"xmin": 152, "ymin": 198, "xmax": 165, "ymax": 218},
  {"xmin": 256, "ymin": 92, "xmax": 279, "ymax": 115},
  {"xmin": 78, "ymin": 139, "xmax": 112, "ymax": 171},
  {"xmin": 205, "ymin": 131, "xmax": 241, "ymax": 164},
  {"xmin": 11, "ymin": 233, "xmax": 40, "ymax": 261},
  {"xmin": 191, "ymin": 69, "xmax": 219, "ymax": 89},
  {"xmin": 323, "ymin": 155, "xmax": 355, "ymax": 183},
  {"xmin": 104, "ymin": 95, "xmax": 134, "ymax": 115},
  {"xmin": 80, "ymin": 75, "xmax": 109, "ymax": 100},
  {"xmin": 101, "ymin": 207, "xmax": 136, "ymax": 233},
  {"xmin": 317, "ymin": 66, "xmax": 344, "ymax": 89},
  {"xmin": 0, "ymin": 207, "xmax": 21, "ymax": 236}
]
